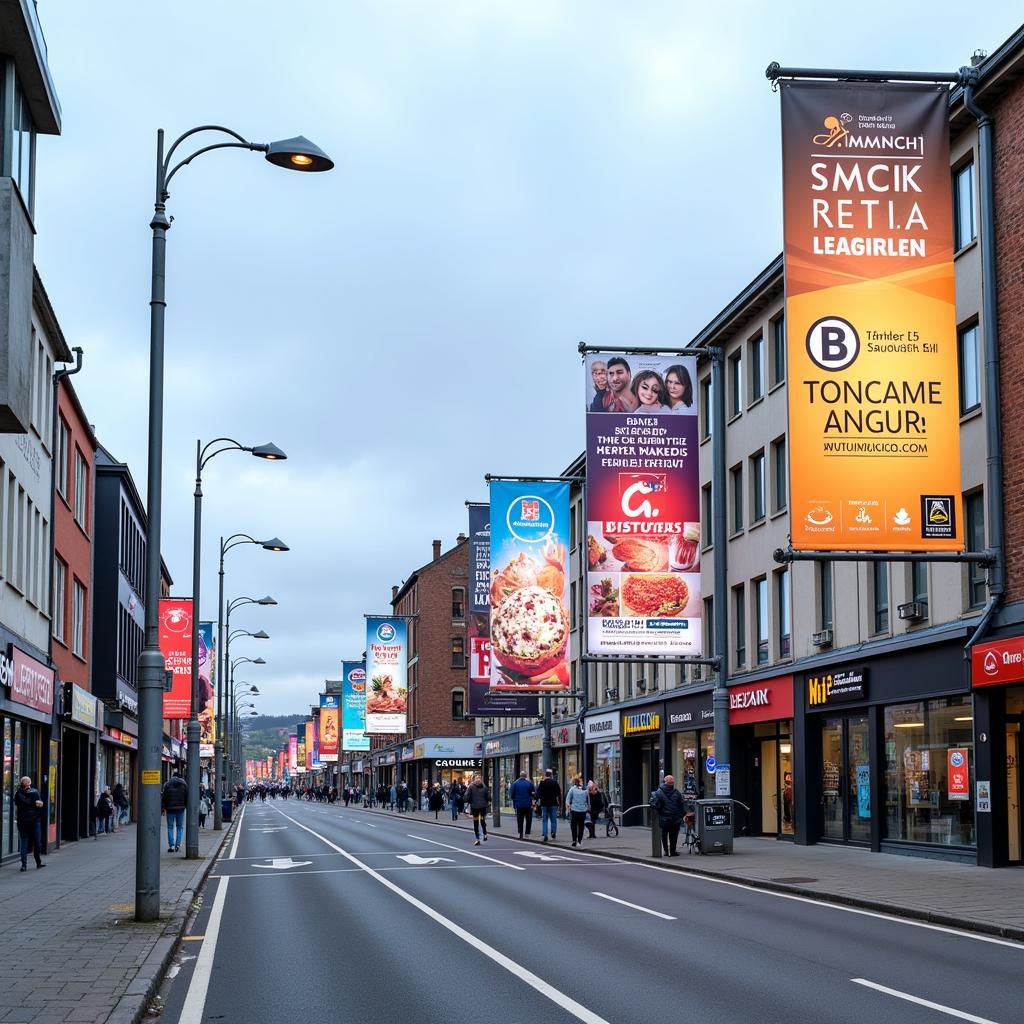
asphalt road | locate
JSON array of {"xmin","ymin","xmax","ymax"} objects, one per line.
[{"xmin": 157, "ymin": 798, "xmax": 1024, "ymax": 1024}]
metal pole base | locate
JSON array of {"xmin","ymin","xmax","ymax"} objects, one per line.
[
  {"xmin": 212, "ymin": 739, "xmax": 223, "ymax": 830},
  {"xmin": 185, "ymin": 718, "xmax": 201, "ymax": 858}
]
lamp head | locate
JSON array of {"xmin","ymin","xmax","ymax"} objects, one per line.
[
  {"xmin": 264, "ymin": 135, "xmax": 334, "ymax": 172},
  {"xmin": 252, "ymin": 630, "xmax": 270, "ymax": 640},
  {"xmin": 258, "ymin": 595, "xmax": 278, "ymax": 606},
  {"xmin": 253, "ymin": 657, "xmax": 267, "ymax": 665},
  {"xmin": 262, "ymin": 537, "xmax": 289, "ymax": 552},
  {"xmin": 251, "ymin": 442, "xmax": 287, "ymax": 461}
]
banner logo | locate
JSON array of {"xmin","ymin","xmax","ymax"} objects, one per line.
[
  {"xmin": 376, "ymin": 622, "xmax": 396, "ymax": 643},
  {"xmin": 811, "ymin": 112, "xmax": 851, "ymax": 147},
  {"xmin": 506, "ymin": 494, "xmax": 555, "ymax": 543},
  {"xmin": 619, "ymin": 473, "xmax": 665, "ymax": 519},
  {"xmin": 806, "ymin": 316, "xmax": 860, "ymax": 372}
]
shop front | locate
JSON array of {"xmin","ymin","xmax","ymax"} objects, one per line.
[
  {"xmin": 483, "ymin": 733, "xmax": 518, "ymax": 812},
  {"xmin": 665, "ymin": 691, "xmax": 715, "ymax": 806},
  {"xmin": 583, "ymin": 711, "xmax": 621, "ymax": 810},
  {"xmin": 60, "ymin": 684, "xmax": 102, "ymax": 843},
  {"xmin": 621, "ymin": 706, "xmax": 663, "ymax": 822},
  {"xmin": 409, "ymin": 737, "xmax": 484, "ymax": 795},
  {"xmin": 518, "ymin": 728, "xmax": 544, "ymax": 784},
  {"xmin": 550, "ymin": 722, "xmax": 580, "ymax": 797}
]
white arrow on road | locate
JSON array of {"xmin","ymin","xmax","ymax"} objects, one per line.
[
  {"xmin": 252, "ymin": 857, "xmax": 312, "ymax": 870},
  {"xmin": 396, "ymin": 854, "xmax": 456, "ymax": 866},
  {"xmin": 248, "ymin": 826, "xmax": 288, "ymax": 833},
  {"xmin": 512, "ymin": 850, "xmax": 580, "ymax": 863}
]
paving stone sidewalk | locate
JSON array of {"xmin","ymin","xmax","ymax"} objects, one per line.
[
  {"xmin": 356, "ymin": 802, "xmax": 1024, "ymax": 939},
  {"xmin": 0, "ymin": 816, "xmax": 232, "ymax": 1024}
]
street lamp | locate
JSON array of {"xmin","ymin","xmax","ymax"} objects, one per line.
[
  {"xmin": 228, "ymin": 655, "xmax": 265, "ymax": 786},
  {"xmin": 136, "ymin": 123, "xmax": 330, "ymax": 923},
  {"xmin": 186, "ymin": 440, "xmax": 286, "ymax": 859}
]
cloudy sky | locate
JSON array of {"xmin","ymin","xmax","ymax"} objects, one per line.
[{"xmin": 34, "ymin": 2, "xmax": 1020, "ymax": 714}]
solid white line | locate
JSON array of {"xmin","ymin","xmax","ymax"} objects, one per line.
[
  {"xmin": 408, "ymin": 833, "xmax": 526, "ymax": 871},
  {"xmin": 591, "ymin": 891, "xmax": 676, "ymax": 920},
  {"xmin": 227, "ymin": 805, "xmax": 244, "ymax": 860},
  {"xmin": 851, "ymin": 979, "xmax": 1000, "ymax": 1023},
  {"xmin": 273, "ymin": 806, "xmax": 610, "ymax": 1024},
  {"xmin": 177, "ymin": 877, "xmax": 230, "ymax": 1024}
]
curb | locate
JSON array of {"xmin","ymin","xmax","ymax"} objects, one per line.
[
  {"xmin": 104, "ymin": 820, "xmax": 235, "ymax": 1024},
  {"xmin": 355, "ymin": 804, "xmax": 1024, "ymax": 944}
]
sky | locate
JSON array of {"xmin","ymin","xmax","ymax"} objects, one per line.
[{"xmin": 33, "ymin": 2, "xmax": 1022, "ymax": 714}]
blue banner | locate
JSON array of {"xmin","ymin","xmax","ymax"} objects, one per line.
[
  {"xmin": 365, "ymin": 617, "xmax": 408, "ymax": 734},
  {"xmin": 341, "ymin": 660, "xmax": 369, "ymax": 750}
]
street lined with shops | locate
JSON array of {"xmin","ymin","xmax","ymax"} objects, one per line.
[{"xmin": 158, "ymin": 799, "xmax": 1023, "ymax": 1024}]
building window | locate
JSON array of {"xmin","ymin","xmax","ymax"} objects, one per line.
[
  {"xmin": 733, "ymin": 585, "xmax": 746, "ymax": 669},
  {"xmin": 74, "ymin": 450, "xmax": 88, "ymax": 528},
  {"xmin": 451, "ymin": 688, "xmax": 465, "ymax": 720},
  {"xmin": 72, "ymin": 579, "xmax": 85, "ymax": 658},
  {"xmin": 953, "ymin": 161, "xmax": 976, "ymax": 251},
  {"xmin": 911, "ymin": 560, "xmax": 928, "ymax": 606},
  {"xmin": 819, "ymin": 561, "xmax": 833, "ymax": 632},
  {"xmin": 700, "ymin": 376, "xmax": 712, "ymax": 439},
  {"xmin": 3, "ymin": 71, "xmax": 36, "ymax": 214},
  {"xmin": 776, "ymin": 567, "xmax": 791, "ymax": 659},
  {"xmin": 754, "ymin": 577, "xmax": 769, "ymax": 665},
  {"xmin": 53, "ymin": 558, "xmax": 66, "ymax": 643},
  {"xmin": 450, "ymin": 636, "xmax": 466, "ymax": 669},
  {"xmin": 451, "ymin": 587, "xmax": 465, "ymax": 621},
  {"xmin": 729, "ymin": 351, "xmax": 743, "ymax": 418},
  {"xmin": 873, "ymin": 561, "xmax": 889, "ymax": 634},
  {"xmin": 749, "ymin": 333, "xmax": 764, "ymax": 403},
  {"xmin": 750, "ymin": 451, "xmax": 765, "ymax": 523},
  {"xmin": 772, "ymin": 437, "xmax": 787, "ymax": 512},
  {"xmin": 771, "ymin": 314, "xmax": 786, "ymax": 386},
  {"xmin": 966, "ymin": 491, "xmax": 986, "ymax": 608},
  {"xmin": 730, "ymin": 464, "xmax": 743, "ymax": 533},
  {"xmin": 701, "ymin": 484, "xmax": 713, "ymax": 548},
  {"xmin": 57, "ymin": 418, "xmax": 69, "ymax": 499},
  {"xmin": 958, "ymin": 322, "xmax": 980, "ymax": 415}
]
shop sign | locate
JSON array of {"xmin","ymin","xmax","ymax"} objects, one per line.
[
  {"xmin": 550, "ymin": 722, "xmax": 579, "ymax": 748},
  {"xmin": 67, "ymin": 684, "xmax": 99, "ymax": 728},
  {"xmin": 104, "ymin": 727, "xmax": 138, "ymax": 750},
  {"xmin": 8, "ymin": 646, "xmax": 54, "ymax": 715},
  {"xmin": 400, "ymin": 743, "xmax": 415, "ymax": 762},
  {"xmin": 971, "ymin": 636, "xmax": 1024, "ymax": 688},
  {"xmin": 584, "ymin": 711, "xmax": 620, "ymax": 741},
  {"xmin": 353, "ymin": 759, "xmax": 364, "ymax": 772},
  {"xmin": 383, "ymin": 751, "xmax": 397, "ymax": 766},
  {"xmin": 484, "ymin": 734, "xmax": 519, "ymax": 757},
  {"xmin": 728, "ymin": 676, "xmax": 794, "ymax": 726},
  {"xmin": 435, "ymin": 758, "xmax": 482, "ymax": 768},
  {"xmin": 623, "ymin": 710, "xmax": 661, "ymax": 736},
  {"xmin": 413, "ymin": 738, "xmax": 483, "ymax": 759},
  {"xmin": 519, "ymin": 729, "xmax": 544, "ymax": 753},
  {"xmin": 947, "ymin": 748, "xmax": 969, "ymax": 801},
  {"xmin": 977, "ymin": 780, "xmax": 991, "ymax": 813},
  {"xmin": 665, "ymin": 692, "xmax": 712, "ymax": 731},
  {"xmin": 116, "ymin": 679, "xmax": 139, "ymax": 715},
  {"xmin": 806, "ymin": 667, "xmax": 867, "ymax": 709}
]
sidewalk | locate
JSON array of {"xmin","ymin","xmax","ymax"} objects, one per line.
[
  {"xmin": 0, "ymin": 817, "xmax": 232, "ymax": 1024},
  {"xmin": 358, "ymin": 803, "xmax": 1024, "ymax": 940}
]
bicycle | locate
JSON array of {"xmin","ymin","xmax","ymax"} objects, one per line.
[{"xmin": 604, "ymin": 803, "xmax": 620, "ymax": 838}]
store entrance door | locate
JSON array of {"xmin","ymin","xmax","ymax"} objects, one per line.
[
  {"xmin": 820, "ymin": 714, "xmax": 870, "ymax": 844},
  {"xmin": 1008, "ymin": 718, "xmax": 1021, "ymax": 864}
]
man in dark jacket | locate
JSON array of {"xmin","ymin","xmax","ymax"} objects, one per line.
[
  {"xmin": 449, "ymin": 780, "xmax": 465, "ymax": 821},
  {"xmin": 396, "ymin": 780, "xmax": 409, "ymax": 813},
  {"xmin": 14, "ymin": 776, "xmax": 45, "ymax": 871},
  {"xmin": 536, "ymin": 768, "xmax": 562, "ymax": 843},
  {"xmin": 463, "ymin": 775, "xmax": 490, "ymax": 845},
  {"xmin": 510, "ymin": 770, "xmax": 536, "ymax": 839},
  {"xmin": 650, "ymin": 775, "xmax": 687, "ymax": 856},
  {"xmin": 161, "ymin": 771, "xmax": 188, "ymax": 853}
]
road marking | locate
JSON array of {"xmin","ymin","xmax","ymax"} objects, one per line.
[
  {"xmin": 253, "ymin": 857, "xmax": 312, "ymax": 870},
  {"xmin": 591, "ymin": 892, "xmax": 676, "ymax": 920},
  {"xmin": 514, "ymin": 850, "xmax": 580, "ymax": 863},
  {"xmin": 396, "ymin": 854, "xmax": 456, "ymax": 865},
  {"xmin": 227, "ymin": 806, "xmax": 244, "ymax": 860},
  {"xmin": 177, "ymin": 877, "xmax": 229, "ymax": 1024},
  {"xmin": 850, "ymin": 979, "xmax": 1000, "ymax": 1023},
  {"xmin": 182, "ymin": 935, "xmax": 205, "ymax": 941},
  {"xmin": 408, "ymin": 833, "xmax": 526, "ymax": 871},
  {"xmin": 274, "ymin": 807, "xmax": 610, "ymax": 1024},
  {"xmin": 248, "ymin": 826, "xmax": 288, "ymax": 833}
]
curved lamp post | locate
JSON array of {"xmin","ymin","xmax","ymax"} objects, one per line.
[
  {"xmin": 229, "ymin": 656, "xmax": 265, "ymax": 785},
  {"xmin": 136, "ymin": 124, "xmax": 330, "ymax": 922}
]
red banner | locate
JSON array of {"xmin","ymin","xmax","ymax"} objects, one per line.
[
  {"xmin": 971, "ymin": 635, "xmax": 1024, "ymax": 687},
  {"xmin": 947, "ymin": 748, "xmax": 969, "ymax": 801},
  {"xmin": 159, "ymin": 598, "xmax": 194, "ymax": 719}
]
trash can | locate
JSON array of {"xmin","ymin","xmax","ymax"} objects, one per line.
[
  {"xmin": 221, "ymin": 799, "xmax": 233, "ymax": 823},
  {"xmin": 695, "ymin": 799, "xmax": 733, "ymax": 854}
]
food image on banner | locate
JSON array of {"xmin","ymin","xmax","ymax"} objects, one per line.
[
  {"xmin": 198, "ymin": 622, "xmax": 216, "ymax": 757},
  {"xmin": 467, "ymin": 504, "xmax": 539, "ymax": 715},
  {"xmin": 319, "ymin": 694, "xmax": 340, "ymax": 761},
  {"xmin": 584, "ymin": 353, "xmax": 702, "ymax": 656},
  {"xmin": 488, "ymin": 480, "xmax": 571, "ymax": 692},
  {"xmin": 779, "ymin": 81, "xmax": 962, "ymax": 551},
  {"xmin": 289, "ymin": 734, "xmax": 297, "ymax": 774},
  {"xmin": 159, "ymin": 598, "xmax": 194, "ymax": 719},
  {"xmin": 342, "ymin": 660, "xmax": 370, "ymax": 750},
  {"xmin": 365, "ymin": 616, "xmax": 408, "ymax": 733}
]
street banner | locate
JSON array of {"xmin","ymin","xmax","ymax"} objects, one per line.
[
  {"xmin": 780, "ymin": 80, "xmax": 962, "ymax": 550},
  {"xmin": 267, "ymin": 755, "xmax": 273, "ymax": 778},
  {"xmin": 365, "ymin": 617, "xmax": 409, "ymax": 733},
  {"xmin": 467, "ymin": 504, "xmax": 539, "ymax": 716},
  {"xmin": 278, "ymin": 750, "xmax": 286, "ymax": 777},
  {"xmin": 289, "ymin": 734, "xmax": 297, "ymax": 774},
  {"xmin": 159, "ymin": 598, "xmax": 194, "ymax": 719},
  {"xmin": 948, "ymin": 747, "xmax": 969, "ymax": 801},
  {"xmin": 305, "ymin": 720, "xmax": 314, "ymax": 770},
  {"xmin": 198, "ymin": 622, "xmax": 216, "ymax": 758},
  {"xmin": 319, "ymin": 694, "xmax": 340, "ymax": 761},
  {"xmin": 488, "ymin": 480, "xmax": 571, "ymax": 692},
  {"xmin": 584, "ymin": 352, "xmax": 702, "ymax": 656},
  {"xmin": 342, "ymin": 660, "xmax": 370, "ymax": 750},
  {"xmin": 297, "ymin": 724, "xmax": 306, "ymax": 774}
]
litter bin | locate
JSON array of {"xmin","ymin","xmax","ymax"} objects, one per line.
[
  {"xmin": 221, "ymin": 799, "xmax": 233, "ymax": 823},
  {"xmin": 695, "ymin": 799, "xmax": 733, "ymax": 854}
]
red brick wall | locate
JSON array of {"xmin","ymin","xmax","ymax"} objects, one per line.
[{"xmin": 995, "ymin": 74, "xmax": 1024, "ymax": 602}]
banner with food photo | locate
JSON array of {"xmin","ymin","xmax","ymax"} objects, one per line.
[
  {"xmin": 584, "ymin": 352, "xmax": 702, "ymax": 656},
  {"xmin": 365, "ymin": 615, "xmax": 409, "ymax": 733},
  {"xmin": 488, "ymin": 480, "xmax": 571, "ymax": 693},
  {"xmin": 198, "ymin": 622, "xmax": 216, "ymax": 758},
  {"xmin": 159, "ymin": 597, "xmax": 194, "ymax": 719},
  {"xmin": 342, "ymin": 659, "xmax": 370, "ymax": 750},
  {"xmin": 319, "ymin": 694, "xmax": 340, "ymax": 761}
]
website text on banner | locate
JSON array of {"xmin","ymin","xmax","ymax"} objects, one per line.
[
  {"xmin": 159, "ymin": 598, "xmax": 193, "ymax": 719},
  {"xmin": 584, "ymin": 353, "xmax": 702, "ymax": 656},
  {"xmin": 780, "ymin": 81, "xmax": 962, "ymax": 551},
  {"xmin": 488, "ymin": 480, "xmax": 571, "ymax": 693},
  {"xmin": 365, "ymin": 616, "xmax": 409, "ymax": 734},
  {"xmin": 342, "ymin": 660, "xmax": 370, "ymax": 750}
]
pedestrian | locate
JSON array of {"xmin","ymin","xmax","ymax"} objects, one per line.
[
  {"xmin": 199, "ymin": 791, "xmax": 211, "ymax": 828},
  {"xmin": 397, "ymin": 780, "xmax": 409, "ymax": 813},
  {"xmin": 162, "ymin": 770, "xmax": 188, "ymax": 853},
  {"xmin": 510, "ymin": 770, "xmax": 536, "ymax": 839},
  {"xmin": 343, "ymin": 785, "xmax": 351, "ymax": 806},
  {"xmin": 586, "ymin": 780, "xmax": 605, "ymax": 839},
  {"xmin": 428, "ymin": 783, "xmax": 444, "ymax": 819},
  {"xmin": 536, "ymin": 768, "xmax": 561, "ymax": 843},
  {"xmin": 565, "ymin": 776, "xmax": 589, "ymax": 847},
  {"xmin": 95, "ymin": 787, "xmax": 115, "ymax": 836},
  {"xmin": 420, "ymin": 780, "xmax": 429, "ymax": 811},
  {"xmin": 14, "ymin": 776, "xmax": 45, "ymax": 871},
  {"xmin": 389, "ymin": 783, "xmax": 397, "ymax": 810},
  {"xmin": 464, "ymin": 774, "xmax": 490, "ymax": 845},
  {"xmin": 376, "ymin": 783, "xmax": 386, "ymax": 808},
  {"xmin": 112, "ymin": 781, "xmax": 130, "ymax": 827},
  {"xmin": 450, "ymin": 779, "xmax": 464, "ymax": 821},
  {"xmin": 650, "ymin": 774, "xmax": 687, "ymax": 856}
]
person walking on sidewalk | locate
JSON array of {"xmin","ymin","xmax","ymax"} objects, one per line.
[
  {"xmin": 199, "ymin": 791, "xmax": 211, "ymax": 828},
  {"xmin": 113, "ymin": 781, "xmax": 130, "ymax": 827},
  {"xmin": 586, "ymin": 780, "xmax": 605, "ymax": 839},
  {"xmin": 14, "ymin": 776, "xmax": 45, "ymax": 871},
  {"xmin": 510, "ymin": 770, "xmax": 536, "ymax": 839},
  {"xmin": 428, "ymin": 783, "xmax": 444, "ymax": 819},
  {"xmin": 95, "ymin": 788, "xmax": 115, "ymax": 835},
  {"xmin": 536, "ymin": 768, "xmax": 561, "ymax": 843},
  {"xmin": 162, "ymin": 771, "xmax": 187, "ymax": 852},
  {"xmin": 566, "ymin": 777, "xmax": 589, "ymax": 847},
  {"xmin": 450, "ymin": 779, "xmax": 465, "ymax": 821},
  {"xmin": 464, "ymin": 775, "xmax": 490, "ymax": 845},
  {"xmin": 397, "ymin": 780, "xmax": 409, "ymax": 813},
  {"xmin": 650, "ymin": 775, "xmax": 686, "ymax": 856}
]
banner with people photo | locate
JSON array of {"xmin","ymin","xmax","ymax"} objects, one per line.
[
  {"xmin": 342, "ymin": 660, "xmax": 370, "ymax": 750},
  {"xmin": 488, "ymin": 480, "xmax": 571, "ymax": 693},
  {"xmin": 467, "ymin": 503, "xmax": 539, "ymax": 715},
  {"xmin": 584, "ymin": 353, "xmax": 702, "ymax": 656},
  {"xmin": 319, "ymin": 694, "xmax": 340, "ymax": 761},
  {"xmin": 365, "ymin": 616, "xmax": 409, "ymax": 733},
  {"xmin": 159, "ymin": 598, "xmax": 193, "ymax": 718},
  {"xmin": 198, "ymin": 622, "xmax": 216, "ymax": 757},
  {"xmin": 304, "ymin": 720, "xmax": 314, "ymax": 770},
  {"xmin": 779, "ymin": 80, "xmax": 962, "ymax": 550},
  {"xmin": 297, "ymin": 725, "xmax": 306, "ymax": 774},
  {"xmin": 289, "ymin": 734, "xmax": 298, "ymax": 774}
]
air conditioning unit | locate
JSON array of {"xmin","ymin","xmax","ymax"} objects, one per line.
[
  {"xmin": 811, "ymin": 628, "xmax": 833, "ymax": 647},
  {"xmin": 898, "ymin": 600, "xmax": 928, "ymax": 622}
]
